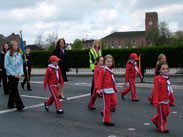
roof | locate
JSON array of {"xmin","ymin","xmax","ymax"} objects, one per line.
[
  {"xmin": 6, "ymin": 33, "xmax": 20, "ymax": 43},
  {"xmin": 103, "ymin": 31, "xmax": 145, "ymax": 39},
  {"xmin": 83, "ymin": 39, "xmax": 95, "ymax": 44},
  {"xmin": 26, "ymin": 45, "xmax": 43, "ymax": 50},
  {"xmin": 0, "ymin": 34, "xmax": 6, "ymax": 45}
]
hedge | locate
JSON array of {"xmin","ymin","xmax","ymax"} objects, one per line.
[{"xmin": 31, "ymin": 46, "xmax": 183, "ymax": 68}]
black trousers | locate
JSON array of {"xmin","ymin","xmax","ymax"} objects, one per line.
[
  {"xmin": 1, "ymin": 70, "xmax": 9, "ymax": 94},
  {"xmin": 61, "ymin": 69, "xmax": 68, "ymax": 82},
  {"xmin": 22, "ymin": 66, "xmax": 31, "ymax": 85},
  {"xmin": 8, "ymin": 76, "xmax": 24, "ymax": 110}
]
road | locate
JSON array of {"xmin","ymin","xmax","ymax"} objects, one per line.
[{"xmin": 0, "ymin": 76, "xmax": 183, "ymax": 137}]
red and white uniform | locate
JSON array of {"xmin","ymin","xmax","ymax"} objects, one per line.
[
  {"xmin": 148, "ymin": 77, "xmax": 175, "ymax": 105},
  {"xmin": 151, "ymin": 75, "xmax": 171, "ymax": 132},
  {"xmin": 121, "ymin": 60, "xmax": 142, "ymax": 100},
  {"xmin": 88, "ymin": 65, "xmax": 100, "ymax": 108},
  {"xmin": 96, "ymin": 66, "xmax": 118, "ymax": 123},
  {"xmin": 44, "ymin": 64, "xmax": 64, "ymax": 110}
]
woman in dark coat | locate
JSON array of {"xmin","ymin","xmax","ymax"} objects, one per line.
[
  {"xmin": 52, "ymin": 38, "xmax": 72, "ymax": 100},
  {"xmin": 0, "ymin": 43, "xmax": 10, "ymax": 95}
]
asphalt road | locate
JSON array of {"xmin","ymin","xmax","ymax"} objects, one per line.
[{"xmin": 0, "ymin": 76, "xmax": 183, "ymax": 137}]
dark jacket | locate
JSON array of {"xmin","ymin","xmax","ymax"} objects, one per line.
[
  {"xmin": 52, "ymin": 47, "xmax": 71, "ymax": 71},
  {"xmin": 23, "ymin": 54, "xmax": 32, "ymax": 68},
  {"xmin": 0, "ymin": 51, "xmax": 6, "ymax": 70}
]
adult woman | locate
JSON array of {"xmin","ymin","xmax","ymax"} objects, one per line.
[
  {"xmin": 52, "ymin": 38, "xmax": 71, "ymax": 100},
  {"xmin": 5, "ymin": 41, "xmax": 24, "ymax": 111},
  {"xmin": 0, "ymin": 43, "xmax": 10, "ymax": 95},
  {"xmin": 89, "ymin": 40, "xmax": 102, "ymax": 95}
]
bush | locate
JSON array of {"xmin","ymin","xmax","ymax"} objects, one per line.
[{"xmin": 31, "ymin": 46, "xmax": 183, "ymax": 68}]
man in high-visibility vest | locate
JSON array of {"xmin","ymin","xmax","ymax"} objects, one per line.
[{"xmin": 89, "ymin": 40, "xmax": 102, "ymax": 95}]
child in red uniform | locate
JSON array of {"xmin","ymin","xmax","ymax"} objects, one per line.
[
  {"xmin": 43, "ymin": 56, "xmax": 64, "ymax": 114},
  {"xmin": 148, "ymin": 54, "xmax": 175, "ymax": 106},
  {"xmin": 88, "ymin": 56, "xmax": 104, "ymax": 110},
  {"xmin": 121, "ymin": 53, "xmax": 143, "ymax": 101},
  {"xmin": 96, "ymin": 55, "xmax": 118, "ymax": 126},
  {"xmin": 151, "ymin": 62, "xmax": 172, "ymax": 133}
]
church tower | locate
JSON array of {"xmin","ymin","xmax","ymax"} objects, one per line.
[{"xmin": 145, "ymin": 12, "xmax": 158, "ymax": 32}]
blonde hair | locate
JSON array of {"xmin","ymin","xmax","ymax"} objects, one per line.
[
  {"xmin": 104, "ymin": 54, "xmax": 115, "ymax": 68},
  {"xmin": 9, "ymin": 41, "xmax": 20, "ymax": 57},
  {"xmin": 93, "ymin": 40, "xmax": 102, "ymax": 49},
  {"xmin": 158, "ymin": 53, "xmax": 166, "ymax": 61}
]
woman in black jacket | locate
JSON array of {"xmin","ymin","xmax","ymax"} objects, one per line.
[
  {"xmin": 0, "ymin": 43, "xmax": 10, "ymax": 95},
  {"xmin": 21, "ymin": 47, "xmax": 32, "ymax": 90},
  {"xmin": 52, "ymin": 38, "xmax": 71, "ymax": 100}
]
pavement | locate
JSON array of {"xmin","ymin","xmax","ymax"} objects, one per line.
[
  {"xmin": 31, "ymin": 68, "xmax": 183, "ymax": 77},
  {"xmin": 0, "ymin": 75, "xmax": 183, "ymax": 137}
]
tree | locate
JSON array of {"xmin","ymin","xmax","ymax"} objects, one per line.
[
  {"xmin": 145, "ymin": 28, "xmax": 159, "ymax": 46},
  {"xmin": 72, "ymin": 39, "xmax": 83, "ymax": 50},
  {"xmin": 170, "ymin": 30, "xmax": 183, "ymax": 46},
  {"xmin": 46, "ymin": 32, "xmax": 58, "ymax": 50},
  {"xmin": 158, "ymin": 21, "xmax": 171, "ymax": 46},
  {"xmin": 101, "ymin": 39, "xmax": 107, "ymax": 49},
  {"xmin": 35, "ymin": 34, "xmax": 44, "ymax": 48},
  {"xmin": 124, "ymin": 40, "xmax": 132, "ymax": 48}
]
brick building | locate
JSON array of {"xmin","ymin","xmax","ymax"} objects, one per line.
[
  {"xmin": 103, "ymin": 12, "xmax": 158, "ymax": 48},
  {"xmin": 0, "ymin": 33, "xmax": 26, "ymax": 50},
  {"xmin": 82, "ymin": 40, "xmax": 94, "ymax": 49}
]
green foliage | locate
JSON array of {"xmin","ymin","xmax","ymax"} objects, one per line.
[
  {"xmin": 31, "ymin": 50, "xmax": 52, "ymax": 68},
  {"xmin": 31, "ymin": 46, "xmax": 183, "ymax": 68},
  {"xmin": 72, "ymin": 39, "xmax": 83, "ymax": 50},
  {"xmin": 101, "ymin": 38, "xmax": 107, "ymax": 49}
]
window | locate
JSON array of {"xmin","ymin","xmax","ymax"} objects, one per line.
[
  {"xmin": 141, "ymin": 40, "xmax": 144, "ymax": 47},
  {"xmin": 132, "ymin": 40, "xmax": 135, "ymax": 48},
  {"xmin": 118, "ymin": 41, "xmax": 121, "ymax": 48},
  {"xmin": 125, "ymin": 42, "xmax": 128, "ymax": 48},
  {"xmin": 111, "ymin": 41, "xmax": 114, "ymax": 48}
]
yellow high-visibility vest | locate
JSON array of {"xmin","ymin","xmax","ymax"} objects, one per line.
[{"xmin": 89, "ymin": 48, "xmax": 102, "ymax": 71}]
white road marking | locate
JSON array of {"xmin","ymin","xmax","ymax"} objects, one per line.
[
  {"xmin": 144, "ymin": 123, "xmax": 151, "ymax": 126},
  {"xmin": 171, "ymin": 111, "xmax": 178, "ymax": 114},
  {"xmin": 19, "ymin": 81, "xmax": 44, "ymax": 84},
  {"xmin": 108, "ymin": 135, "xmax": 116, "ymax": 137},
  {"xmin": 20, "ymin": 95, "xmax": 49, "ymax": 100},
  {"xmin": 0, "ymin": 93, "xmax": 90, "ymax": 115},
  {"xmin": 128, "ymin": 128, "xmax": 136, "ymax": 131}
]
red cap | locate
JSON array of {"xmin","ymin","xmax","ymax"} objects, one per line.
[
  {"xmin": 49, "ymin": 56, "xmax": 60, "ymax": 61},
  {"xmin": 130, "ymin": 53, "xmax": 139, "ymax": 60}
]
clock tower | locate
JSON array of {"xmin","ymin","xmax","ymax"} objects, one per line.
[{"xmin": 145, "ymin": 12, "xmax": 158, "ymax": 32}]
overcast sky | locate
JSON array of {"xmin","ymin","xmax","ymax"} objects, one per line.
[{"xmin": 0, "ymin": 0, "xmax": 182, "ymax": 44}]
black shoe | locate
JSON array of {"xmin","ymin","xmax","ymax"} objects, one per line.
[
  {"xmin": 104, "ymin": 122, "xmax": 115, "ymax": 126},
  {"xmin": 21, "ymin": 83, "xmax": 24, "ymax": 89},
  {"xmin": 112, "ymin": 108, "xmax": 116, "ymax": 112},
  {"xmin": 132, "ymin": 99, "xmax": 139, "ymax": 101},
  {"xmin": 121, "ymin": 94, "xmax": 125, "ymax": 100},
  {"xmin": 100, "ymin": 112, "xmax": 103, "ymax": 117},
  {"xmin": 59, "ymin": 95, "xmax": 62, "ymax": 99},
  {"xmin": 60, "ymin": 96, "xmax": 67, "ymax": 100},
  {"xmin": 44, "ymin": 102, "xmax": 49, "ymax": 111},
  {"xmin": 159, "ymin": 130, "xmax": 170, "ymax": 133},
  {"xmin": 56, "ymin": 109, "xmax": 64, "ymax": 114},
  {"xmin": 88, "ymin": 106, "xmax": 96, "ymax": 110},
  {"xmin": 17, "ymin": 106, "xmax": 25, "ymax": 112},
  {"xmin": 27, "ymin": 83, "xmax": 32, "ymax": 91},
  {"xmin": 98, "ymin": 94, "xmax": 102, "ymax": 98},
  {"xmin": 170, "ymin": 104, "xmax": 175, "ymax": 106},
  {"xmin": 27, "ymin": 88, "xmax": 32, "ymax": 91}
]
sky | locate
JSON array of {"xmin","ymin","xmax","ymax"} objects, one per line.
[{"xmin": 0, "ymin": 0, "xmax": 182, "ymax": 45}]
